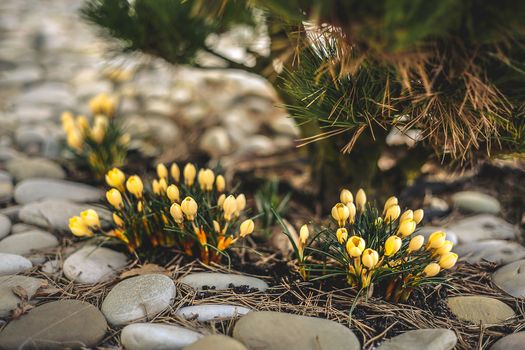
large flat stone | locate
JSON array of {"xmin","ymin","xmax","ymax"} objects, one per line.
[
  {"xmin": 0, "ymin": 230, "xmax": 58, "ymax": 262},
  {"xmin": 19, "ymin": 199, "xmax": 110, "ymax": 231},
  {"xmin": 184, "ymin": 335, "xmax": 247, "ymax": 350},
  {"xmin": 376, "ymin": 329, "xmax": 457, "ymax": 350},
  {"xmin": 447, "ymin": 296, "xmax": 515, "ymax": 324},
  {"xmin": 452, "ymin": 191, "xmax": 501, "ymax": 214},
  {"xmin": 0, "ymin": 300, "xmax": 107, "ymax": 349},
  {"xmin": 121, "ymin": 323, "xmax": 203, "ymax": 350},
  {"xmin": 63, "ymin": 246, "xmax": 128, "ymax": 284},
  {"xmin": 176, "ymin": 304, "xmax": 251, "ymax": 321},
  {"xmin": 101, "ymin": 274, "xmax": 176, "ymax": 326},
  {"xmin": 490, "ymin": 332, "xmax": 525, "ymax": 350},
  {"xmin": 233, "ymin": 311, "xmax": 360, "ymax": 350},
  {"xmin": 0, "ymin": 253, "xmax": 32, "ymax": 276},
  {"xmin": 14, "ymin": 178, "xmax": 102, "ymax": 204},
  {"xmin": 0, "ymin": 275, "xmax": 46, "ymax": 318},
  {"xmin": 492, "ymin": 260, "xmax": 525, "ymax": 298},
  {"xmin": 6, "ymin": 158, "xmax": 65, "ymax": 182},
  {"xmin": 0, "ymin": 214, "xmax": 11, "ymax": 239},
  {"xmin": 447, "ymin": 214, "xmax": 518, "ymax": 244},
  {"xmin": 179, "ymin": 272, "xmax": 268, "ymax": 291},
  {"xmin": 454, "ymin": 240, "xmax": 525, "ymax": 265}
]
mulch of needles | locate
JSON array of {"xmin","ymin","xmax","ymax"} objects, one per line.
[{"xmin": 1, "ymin": 241, "xmax": 524, "ymax": 350}]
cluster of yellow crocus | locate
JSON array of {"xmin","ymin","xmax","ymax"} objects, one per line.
[
  {"xmin": 61, "ymin": 93, "xmax": 128, "ymax": 179},
  {"xmin": 295, "ymin": 188, "xmax": 459, "ymax": 296},
  {"xmin": 69, "ymin": 209, "xmax": 101, "ymax": 238}
]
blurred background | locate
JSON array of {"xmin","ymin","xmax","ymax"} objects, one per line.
[{"xmin": 0, "ymin": 0, "xmax": 524, "ymax": 228}]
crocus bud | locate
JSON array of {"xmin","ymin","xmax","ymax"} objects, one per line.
[
  {"xmin": 236, "ymin": 194, "xmax": 246, "ymax": 215},
  {"xmin": 113, "ymin": 212, "xmax": 124, "ymax": 227},
  {"xmin": 331, "ymin": 203, "xmax": 350, "ymax": 227},
  {"xmin": 223, "ymin": 195, "xmax": 237, "ymax": 221},
  {"xmin": 166, "ymin": 185, "xmax": 180, "ymax": 202},
  {"xmin": 69, "ymin": 216, "xmax": 92, "ymax": 237},
  {"xmin": 157, "ymin": 163, "xmax": 168, "ymax": 179},
  {"xmin": 384, "ymin": 205, "xmax": 401, "ymax": 223},
  {"xmin": 299, "ymin": 224, "xmax": 309, "ymax": 244},
  {"xmin": 336, "ymin": 228, "xmax": 348, "ymax": 244},
  {"xmin": 89, "ymin": 93, "xmax": 115, "ymax": 116},
  {"xmin": 80, "ymin": 209, "xmax": 100, "ymax": 229},
  {"xmin": 126, "ymin": 175, "xmax": 144, "ymax": 198},
  {"xmin": 61, "ymin": 112, "xmax": 75, "ymax": 132},
  {"xmin": 106, "ymin": 189, "xmax": 123, "ymax": 209},
  {"xmin": 355, "ymin": 189, "xmax": 367, "ymax": 211},
  {"xmin": 423, "ymin": 263, "xmax": 441, "ymax": 277},
  {"xmin": 170, "ymin": 203, "xmax": 184, "ymax": 224},
  {"xmin": 346, "ymin": 236, "xmax": 366, "ymax": 257},
  {"xmin": 183, "ymin": 163, "xmax": 197, "ymax": 186},
  {"xmin": 181, "ymin": 197, "xmax": 198, "ymax": 221},
  {"xmin": 76, "ymin": 115, "xmax": 89, "ymax": 131},
  {"xmin": 216, "ymin": 175, "xmax": 226, "ymax": 192},
  {"xmin": 170, "ymin": 163, "xmax": 180, "ymax": 182},
  {"xmin": 435, "ymin": 240, "xmax": 454, "ymax": 256},
  {"xmin": 407, "ymin": 235, "xmax": 424, "ymax": 252},
  {"xmin": 439, "ymin": 252, "xmax": 458, "ymax": 269},
  {"xmin": 397, "ymin": 219, "xmax": 416, "ymax": 237},
  {"xmin": 158, "ymin": 178, "xmax": 167, "ymax": 192},
  {"xmin": 347, "ymin": 202, "xmax": 356, "ymax": 224},
  {"xmin": 218, "ymin": 194, "xmax": 226, "ymax": 207},
  {"xmin": 66, "ymin": 130, "xmax": 83, "ymax": 151},
  {"xmin": 105, "ymin": 168, "xmax": 125, "ymax": 190},
  {"xmin": 384, "ymin": 236, "xmax": 402, "ymax": 256},
  {"xmin": 361, "ymin": 248, "xmax": 379, "ymax": 269},
  {"xmin": 340, "ymin": 189, "xmax": 353, "ymax": 204},
  {"xmin": 427, "ymin": 231, "xmax": 446, "ymax": 249},
  {"xmin": 152, "ymin": 179, "xmax": 161, "ymax": 195},
  {"xmin": 199, "ymin": 169, "xmax": 215, "ymax": 191},
  {"xmin": 213, "ymin": 220, "xmax": 221, "ymax": 233},
  {"xmin": 413, "ymin": 209, "xmax": 424, "ymax": 224},
  {"xmin": 383, "ymin": 196, "xmax": 398, "ymax": 213},
  {"xmin": 90, "ymin": 124, "xmax": 105, "ymax": 144},
  {"xmin": 399, "ymin": 210, "xmax": 413, "ymax": 223},
  {"xmin": 240, "ymin": 219, "xmax": 255, "ymax": 237}
]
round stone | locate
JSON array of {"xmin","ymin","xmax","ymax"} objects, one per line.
[
  {"xmin": 451, "ymin": 191, "xmax": 501, "ymax": 214},
  {"xmin": 176, "ymin": 304, "xmax": 251, "ymax": 321},
  {"xmin": 0, "ymin": 214, "xmax": 11, "ymax": 239},
  {"xmin": 0, "ymin": 230, "xmax": 58, "ymax": 261},
  {"xmin": 0, "ymin": 253, "xmax": 32, "ymax": 275},
  {"xmin": 184, "ymin": 335, "xmax": 247, "ymax": 350},
  {"xmin": 179, "ymin": 272, "xmax": 268, "ymax": 291},
  {"xmin": 0, "ymin": 300, "xmax": 107, "ymax": 349},
  {"xmin": 200, "ymin": 127, "xmax": 232, "ymax": 158},
  {"xmin": 6, "ymin": 158, "xmax": 65, "ymax": 182},
  {"xmin": 447, "ymin": 214, "xmax": 517, "ymax": 244},
  {"xmin": 492, "ymin": 260, "xmax": 525, "ymax": 298},
  {"xmin": 121, "ymin": 323, "xmax": 202, "ymax": 350},
  {"xmin": 0, "ymin": 171, "xmax": 13, "ymax": 203},
  {"xmin": 376, "ymin": 329, "xmax": 457, "ymax": 350},
  {"xmin": 490, "ymin": 332, "xmax": 525, "ymax": 350},
  {"xmin": 0, "ymin": 275, "xmax": 46, "ymax": 318},
  {"xmin": 14, "ymin": 179, "xmax": 102, "ymax": 204},
  {"xmin": 447, "ymin": 296, "xmax": 515, "ymax": 324},
  {"xmin": 454, "ymin": 240, "xmax": 525, "ymax": 265},
  {"xmin": 101, "ymin": 274, "xmax": 176, "ymax": 326},
  {"xmin": 233, "ymin": 311, "xmax": 360, "ymax": 350},
  {"xmin": 63, "ymin": 246, "xmax": 128, "ymax": 284}
]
